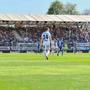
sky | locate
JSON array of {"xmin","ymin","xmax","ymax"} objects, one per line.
[{"xmin": 0, "ymin": 0, "xmax": 90, "ymax": 14}]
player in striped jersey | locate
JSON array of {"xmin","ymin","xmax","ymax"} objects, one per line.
[
  {"xmin": 56, "ymin": 37, "xmax": 64, "ymax": 56},
  {"xmin": 40, "ymin": 27, "xmax": 52, "ymax": 60}
]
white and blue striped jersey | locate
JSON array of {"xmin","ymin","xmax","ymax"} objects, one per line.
[
  {"xmin": 57, "ymin": 39, "xmax": 64, "ymax": 47},
  {"xmin": 41, "ymin": 31, "xmax": 51, "ymax": 43}
]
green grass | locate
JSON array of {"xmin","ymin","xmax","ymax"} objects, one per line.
[{"xmin": 0, "ymin": 53, "xmax": 90, "ymax": 90}]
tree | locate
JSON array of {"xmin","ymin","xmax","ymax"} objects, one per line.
[
  {"xmin": 64, "ymin": 3, "xmax": 79, "ymax": 15},
  {"xmin": 82, "ymin": 9, "xmax": 90, "ymax": 15},
  {"xmin": 47, "ymin": 1, "xmax": 79, "ymax": 15},
  {"xmin": 47, "ymin": 0, "xmax": 64, "ymax": 15}
]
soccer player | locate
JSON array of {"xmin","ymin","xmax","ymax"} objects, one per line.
[
  {"xmin": 72, "ymin": 40, "xmax": 77, "ymax": 53},
  {"xmin": 50, "ymin": 37, "xmax": 56, "ymax": 54},
  {"xmin": 36, "ymin": 40, "xmax": 40, "ymax": 53},
  {"xmin": 40, "ymin": 27, "xmax": 52, "ymax": 60},
  {"xmin": 57, "ymin": 37, "xmax": 64, "ymax": 56}
]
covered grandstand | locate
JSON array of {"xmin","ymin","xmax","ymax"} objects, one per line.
[
  {"xmin": 0, "ymin": 14, "xmax": 90, "ymax": 52},
  {"xmin": 0, "ymin": 14, "xmax": 90, "ymax": 22}
]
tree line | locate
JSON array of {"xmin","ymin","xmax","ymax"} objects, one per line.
[{"xmin": 47, "ymin": 0, "xmax": 90, "ymax": 15}]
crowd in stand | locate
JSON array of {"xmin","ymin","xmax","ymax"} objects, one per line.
[
  {"xmin": 0, "ymin": 25, "xmax": 90, "ymax": 47},
  {"xmin": 0, "ymin": 27, "xmax": 17, "ymax": 46}
]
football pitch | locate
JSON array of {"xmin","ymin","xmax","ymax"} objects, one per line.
[{"xmin": 0, "ymin": 53, "xmax": 90, "ymax": 90}]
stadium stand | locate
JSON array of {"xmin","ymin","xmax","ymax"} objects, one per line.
[{"xmin": 0, "ymin": 14, "xmax": 90, "ymax": 52}]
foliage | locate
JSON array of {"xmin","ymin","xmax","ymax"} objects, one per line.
[{"xmin": 47, "ymin": 0, "xmax": 79, "ymax": 15}]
